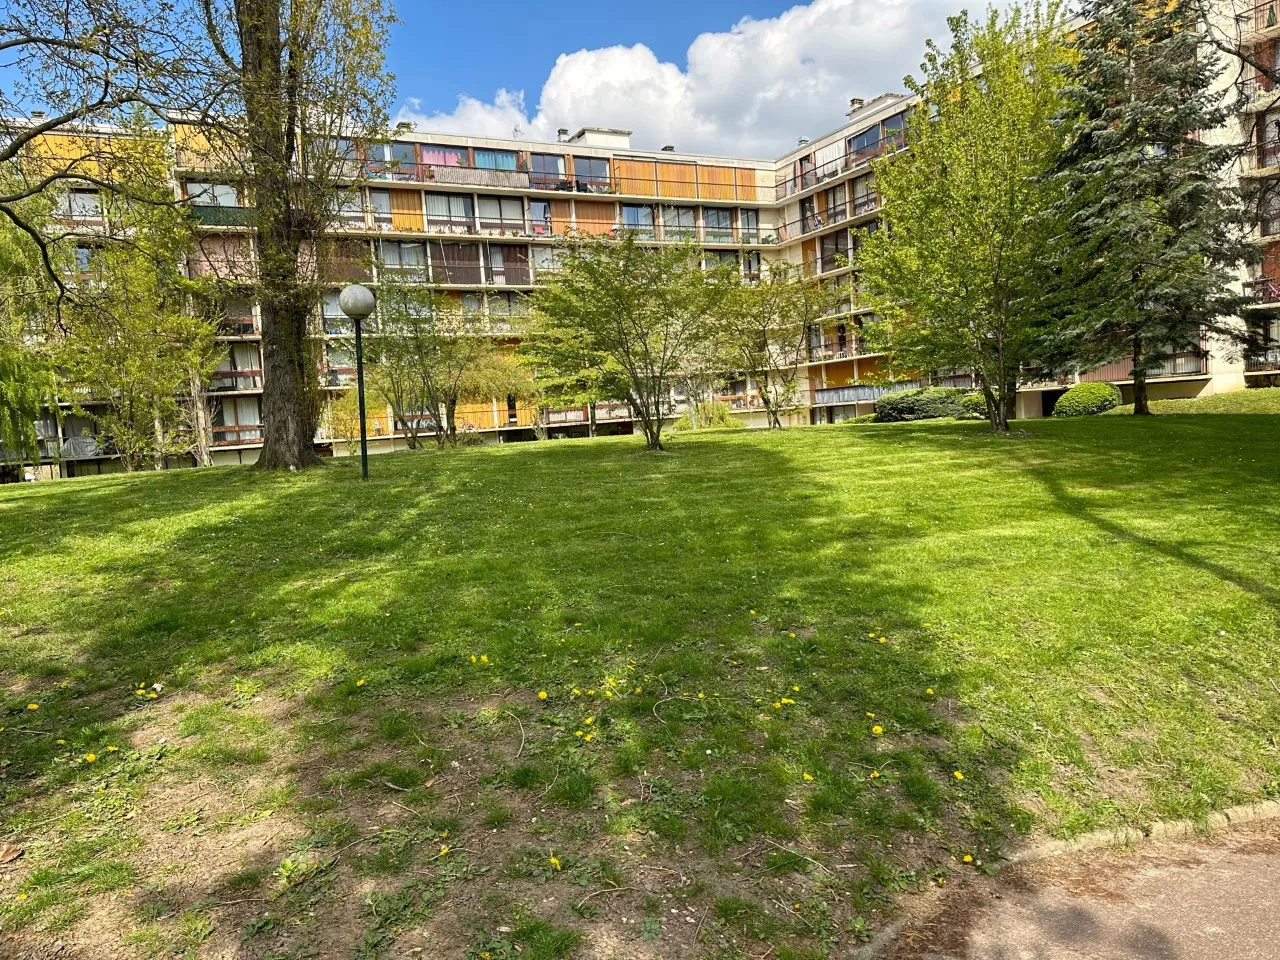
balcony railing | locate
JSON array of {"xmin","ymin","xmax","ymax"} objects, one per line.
[
  {"xmin": 61, "ymin": 435, "xmax": 104, "ymax": 459},
  {"xmin": 777, "ymin": 195, "xmax": 878, "ymax": 243},
  {"xmin": 1242, "ymin": 138, "xmax": 1280, "ymax": 175},
  {"xmin": 808, "ymin": 337, "xmax": 868, "ymax": 362},
  {"xmin": 212, "ymin": 424, "xmax": 262, "ymax": 445},
  {"xmin": 1237, "ymin": 1, "xmax": 1280, "ymax": 39},
  {"xmin": 210, "ymin": 369, "xmax": 263, "ymax": 392},
  {"xmin": 1246, "ymin": 344, "xmax": 1280, "ymax": 371},
  {"xmin": 1246, "ymin": 277, "xmax": 1280, "ymax": 304},
  {"xmin": 189, "ymin": 204, "xmax": 256, "ymax": 228},
  {"xmin": 775, "ymin": 135, "xmax": 905, "ymax": 200},
  {"xmin": 716, "ymin": 392, "xmax": 765, "ymax": 410},
  {"xmin": 217, "ymin": 317, "xmax": 258, "ymax": 336},
  {"xmin": 546, "ymin": 407, "xmax": 589, "ymax": 424},
  {"xmin": 814, "ymin": 381, "xmax": 919, "ymax": 405},
  {"xmin": 1078, "ymin": 351, "xmax": 1207, "ymax": 383}
]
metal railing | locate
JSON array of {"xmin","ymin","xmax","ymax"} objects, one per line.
[
  {"xmin": 774, "ymin": 135, "xmax": 905, "ymax": 200},
  {"xmin": 808, "ymin": 337, "xmax": 869, "ymax": 362},
  {"xmin": 217, "ymin": 317, "xmax": 258, "ymax": 336},
  {"xmin": 1243, "ymin": 138, "xmax": 1280, "ymax": 175},
  {"xmin": 1246, "ymin": 344, "xmax": 1280, "ymax": 371},
  {"xmin": 210, "ymin": 368, "xmax": 263, "ymax": 392},
  {"xmin": 189, "ymin": 204, "xmax": 256, "ymax": 228},
  {"xmin": 1078, "ymin": 350, "xmax": 1207, "ymax": 383},
  {"xmin": 813, "ymin": 380, "xmax": 919, "ymax": 405},
  {"xmin": 1238, "ymin": 1, "xmax": 1280, "ymax": 38},
  {"xmin": 776, "ymin": 194, "xmax": 878, "ymax": 243},
  {"xmin": 212, "ymin": 424, "xmax": 262, "ymax": 445},
  {"xmin": 1246, "ymin": 277, "xmax": 1280, "ymax": 303}
]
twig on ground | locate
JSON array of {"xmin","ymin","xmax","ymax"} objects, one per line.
[
  {"xmin": 504, "ymin": 710, "xmax": 526, "ymax": 759},
  {"xmin": 763, "ymin": 838, "xmax": 841, "ymax": 878},
  {"xmin": 576, "ymin": 885, "xmax": 641, "ymax": 909},
  {"xmin": 215, "ymin": 897, "xmax": 268, "ymax": 907}
]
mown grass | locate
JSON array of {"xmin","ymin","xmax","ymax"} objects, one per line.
[
  {"xmin": 1, "ymin": 415, "xmax": 1278, "ymax": 958},
  {"xmin": 1105, "ymin": 384, "xmax": 1280, "ymax": 415}
]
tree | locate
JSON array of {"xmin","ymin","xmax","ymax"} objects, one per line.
[
  {"xmin": 60, "ymin": 176, "xmax": 219, "ymax": 470},
  {"xmin": 532, "ymin": 235, "xmax": 733, "ymax": 451},
  {"xmin": 2, "ymin": 0, "xmax": 395, "ymax": 469},
  {"xmin": 857, "ymin": 3, "xmax": 1070, "ymax": 432},
  {"xmin": 518, "ymin": 306, "xmax": 627, "ymax": 438},
  {"xmin": 1047, "ymin": 0, "xmax": 1253, "ymax": 414},
  {"xmin": 721, "ymin": 263, "xmax": 850, "ymax": 429}
]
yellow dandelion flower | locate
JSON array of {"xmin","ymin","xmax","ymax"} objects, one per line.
[
  {"xmin": 878, "ymin": 637, "xmax": 887, "ymax": 644},
  {"xmin": 788, "ymin": 632, "xmax": 796, "ymax": 639},
  {"xmin": 866, "ymin": 712, "xmax": 875, "ymax": 718},
  {"xmin": 634, "ymin": 687, "xmax": 642, "ymax": 694},
  {"xmin": 584, "ymin": 733, "xmax": 593, "ymax": 742},
  {"xmin": 549, "ymin": 856, "xmax": 561, "ymax": 870},
  {"xmin": 356, "ymin": 679, "xmax": 366, "ymax": 687},
  {"xmin": 56, "ymin": 739, "xmax": 66, "ymax": 745},
  {"xmin": 106, "ymin": 746, "xmax": 118, "ymax": 752},
  {"xmin": 26, "ymin": 704, "xmax": 38, "ymax": 711},
  {"xmin": 439, "ymin": 844, "xmax": 450, "ymax": 855},
  {"xmin": 953, "ymin": 770, "xmax": 965, "ymax": 781},
  {"xmin": 470, "ymin": 655, "xmax": 477, "ymax": 663},
  {"xmin": 587, "ymin": 689, "xmax": 596, "ymax": 696},
  {"xmin": 84, "ymin": 753, "xmax": 97, "ymax": 763},
  {"xmin": 572, "ymin": 688, "xmax": 582, "ymax": 696},
  {"xmin": 791, "ymin": 685, "xmax": 800, "ymax": 692},
  {"xmin": 867, "ymin": 632, "xmax": 876, "ymax": 638},
  {"xmin": 870, "ymin": 770, "xmax": 880, "ymax": 779},
  {"xmin": 537, "ymin": 691, "xmax": 548, "ymax": 701},
  {"xmin": 926, "ymin": 688, "xmax": 935, "ymax": 696},
  {"xmin": 584, "ymin": 716, "xmax": 594, "ymax": 725},
  {"xmin": 604, "ymin": 690, "xmax": 613, "ymax": 698},
  {"xmin": 574, "ymin": 730, "xmax": 584, "ymax": 737},
  {"xmin": 780, "ymin": 698, "xmax": 794, "ymax": 705},
  {"xmin": 697, "ymin": 692, "xmax": 705, "ymax": 700},
  {"xmin": 963, "ymin": 854, "xmax": 973, "ymax": 863},
  {"xmin": 772, "ymin": 701, "xmax": 782, "ymax": 710},
  {"xmin": 17, "ymin": 892, "xmax": 28, "ymax": 902},
  {"xmin": 749, "ymin": 609, "xmax": 756, "ymax": 615},
  {"xmin": 147, "ymin": 693, "xmax": 158, "ymax": 699},
  {"xmin": 802, "ymin": 772, "xmax": 814, "ymax": 782},
  {"xmin": 872, "ymin": 725, "xmax": 884, "ymax": 736},
  {"xmin": 480, "ymin": 655, "xmax": 489, "ymax": 664}
]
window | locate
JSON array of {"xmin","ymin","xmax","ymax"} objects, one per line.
[
  {"xmin": 478, "ymin": 195, "xmax": 525, "ymax": 232},
  {"xmin": 186, "ymin": 182, "xmax": 237, "ymax": 207},
  {"xmin": 325, "ymin": 342, "xmax": 356, "ymax": 386},
  {"xmin": 529, "ymin": 200, "xmax": 553, "ymax": 236},
  {"xmin": 475, "ymin": 149, "xmax": 517, "ymax": 171},
  {"xmin": 461, "ymin": 293, "xmax": 482, "ymax": 314},
  {"xmin": 421, "ymin": 144, "xmax": 467, "ymax": 167},
  {"xmin": 390, "ymin": 142, "xmax": 417, "ymax": 168},
  {"xmin": 322, "ymin": 290, "xmax": 350, "ymax": 333},
  {"xmin": 800, "ymin": 197, "xmax": 819, "ymax": 233},
  {"xmin": 738, "ymin": 208, "xmax": 759, "ymax": 242},
  {"xmin": 369, "ymin": 189, "xmax": 392, "ymax": 229},
  {"xmin": 853, "ymin": 176, "xmax": 878, "ymax": 216},
  {"xmin": 743, "ymin": 250, "xmax": 762, "ymax": 279},
  {"xmin": 883, "ymin": 113, "xmax": 906, "ymax": 150},
  {"xmin": 823, "ymin": 184, "xmax": 847, "ymax": 220},
  {"xmin": 820, "ymin": 231, "xmax": 849, "ymax": 272},
  {"xmin": 703, "ymin": 249, "xmax": 738, "ymax": 271},
  {"xmin": 74, "ymin": 245, "xmax": 95, "ymax": 273},
  {"xmin": 621, "ymin": 204, "xmax": 655, "ymax": 238},
  {"xmin": 573, "ymin": 156, "xmax": 610, "ymax": 191},
  {"xmin": 426, "ymin": 193, "xmax": 475, "ymax": 233},
  {"xmin": 488, "ymin": 244, "xmax": 529, "ymax": 284},
  {"xmin": 429, "ymin": 241, "xmax": 483, "ymax": 284},
  {"xmin": 335, "ymin": 189, "xmax": 365, "ymax": 226},
  {"xmin": 704, "ymin": 207, "xmax": 733, "ymax": 242},
  {"xmin": 661, "ymin": 205, "xmax": 696, "ymax": 241},
  {"xmin": 531, "ymin": 245, "xmax": 558, "ymax": 273},
  {"xmin": 530, "ymin": 154, "xmax": 567, "ymax": 188},
  {"xmin": 848, "ymin": 127, "xmax": 881, "ymax": 165},
  {"xmin": 488, "ymin": 291, "xmax": 527, "ymax": 317},
  {"xmin": 212, "ymin": 396, "xmax": 261, "ymax": 444},
  {"xmin": 378, "ymin": 240, "xmax": 426, "ymax": 277}
]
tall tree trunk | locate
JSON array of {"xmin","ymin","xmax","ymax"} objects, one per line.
[
  {"xmin": 445, "ymin": 396, "xmax": 458, "ymax": 445},
  {"xmin": 1131, "ymin": 334, "xmax": 1150, "ymax": 415},
  {"xmin": 153, "ymin": 414, "xmax": 166, "ymax": 470},
  {"xmin": 188, "ymin": 369, "xmax": 213, "ymax": 467},
  {"xmin": 587, "ymin": 402, "xmax": 597, "ymax": 437}
]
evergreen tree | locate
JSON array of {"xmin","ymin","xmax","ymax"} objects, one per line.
[{"xmin": 1048, "ymin": 0, "xmax": 1253, "ymax": 414}]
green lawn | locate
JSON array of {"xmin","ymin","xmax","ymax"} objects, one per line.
[
  {"xmin": 1, "ymin": 417, "xmax": 1278, "ymax": 959},
  {"xmin": 1105, "ymin": 384, "xmax": 1280, "ymax": 415}
]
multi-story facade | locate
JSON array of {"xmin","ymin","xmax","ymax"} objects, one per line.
[{"xmin": 18, "ymin": 36, "xmax": 1280, "ymax": 477}]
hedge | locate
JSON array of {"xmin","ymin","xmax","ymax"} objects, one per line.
[
  {"xmin": 873, "ymin": 387, "xmax": 970, "ymax": 422},
  {"xmin": 1052, "ymin": 382, "xmax": 1122, "ymax": 417}
]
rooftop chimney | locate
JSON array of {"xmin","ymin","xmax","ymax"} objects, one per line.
[
  {"xmin": 557, "ymin": 128, "xmax": 569, "ymax": 142},
  {"xmin": 661, "ymin": 144, "xmax": 675, "ymax": 152},
  {"xmin": 847, "ymin": 97, "xmax": 866, "ymax": 118},
  {"xmin": 31, "ymin": 110, "xmax": 45, "ymax": 120},
  {"xmin": 797, "ymin": 137, "xmax": 810, "ymax": 146}
]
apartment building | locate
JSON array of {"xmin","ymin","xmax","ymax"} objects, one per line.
[{"xmin": 19, "ymin": 15, "xmax": 1280, "ymax": 475}]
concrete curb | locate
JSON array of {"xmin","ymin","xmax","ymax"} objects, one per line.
[{"xmin": 854, "ymin": 798, "xmax": 1280, "ymax": 958}]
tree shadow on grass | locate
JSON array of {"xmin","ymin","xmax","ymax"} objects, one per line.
[{"xmin": 2, "ymin": 432, "xmax": 1033, "ymax": 959}]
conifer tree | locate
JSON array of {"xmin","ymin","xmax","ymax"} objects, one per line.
[{"xmin": 1049, "ymin": 0, "xmax": 1253, "ymax": 413}]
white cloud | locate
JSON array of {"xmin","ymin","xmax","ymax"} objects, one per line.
[{"xmin": 395, "ymin": 0, "xmax": 957, "ymax": 158}]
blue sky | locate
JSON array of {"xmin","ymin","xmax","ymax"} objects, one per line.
[{"xmin": 389, "ymin": 0, "xmax": 960, "ymax": 157}]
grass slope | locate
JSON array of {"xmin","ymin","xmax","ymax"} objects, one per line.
[
  {"xmin": 1104, "ymin": 384, "xmax": 1280, "ymax": 415},
  {"xmin": 1, "ymin": 417, "xmax": 1278, "ymax": 959}
]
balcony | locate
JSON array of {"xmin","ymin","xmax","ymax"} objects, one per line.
[
  {"xmin": 1078, "ymin": 351, "xmax": 1207, "ymax": 383},
  {"xmin": 808, "ymin": 337, "xmax": 867, "ymax": 362},
  {"xmin": 366, "ymin": 161, "xmax": 531, "ymax": 191},
  {"xmin": 716, "ymin": 392, "xmax": 764, "ymax": 410},
  {"xmin": 1241, "ymin": 138, "xmax": 1280, "ymax": 176},
  {"xmin": 814, "ymin": 381, "xmax": 919, "ymax": 405},
  {"xmin": 210, "ymin": 368, "xmax": 263, "ymax": 392},
  {"xmin": 217, "ymin": 316, "xmax": 258, "ymax": 337},
  {"xmin": 1245, "ymin": 277, "xmax": 1280, "ymax": 304},
  {"xmin": 60, "ymin": 435, "xmax": 104, "ymax": 460},
  {"xmin": 488, "ymin": 265, "xmax": 532, "ymax": 286},
  {"xmin": 1246, "ymin": 344, "xmax": 1280, "ymax": 371},
  {"xmin": 1237, "ymin": 1, "xmax": 1280, "ymax": 43},
  {"xmin": 546, "ymin": 407, "xmax": 589, "ymax": 425},
  {"xmin": 212, "ymin": 424, "xmax": 262, "ymax": 446},
  {"xmin": 595, "ymin": 402, "xmax": 632, "ymax": 421},
  {"xmin": 319, "ymin": 258, "xmax": 373, "ymax": 283},
  {"xmin": 774, "ymin": 135, "xmax": 905, "ymax": 200},
  {"xmin": 190, "ymin": 204, "xmax": 256, "ymax": 228}
]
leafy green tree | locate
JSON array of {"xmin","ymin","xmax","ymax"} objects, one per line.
[
  {"xmin": 858, "ymin": 3, "xmax": 1069, "ymax": 432},
  {"xmin": 721, "ymin": 262, "xmax": 849, "ymax": 429},
  {"xmin": 532, "ymin": 235, "xmax": 733, "ymax": 451},
  {"xmin": 1047, "ymin": 0, "xmax": 1253, "ymax": 414},
  {"xmin": 518, "ymin": 306, "xmax": 627, "ymax": 437}
]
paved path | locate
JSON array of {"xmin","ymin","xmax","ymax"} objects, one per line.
[{"xmin": 884, "ymin": 820, "xmax": 1280, "ymax": 959}]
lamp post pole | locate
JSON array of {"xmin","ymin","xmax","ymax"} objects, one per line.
[{"xmin": 338, "ymin": 284, "xmax": 376, "ymax": 481}]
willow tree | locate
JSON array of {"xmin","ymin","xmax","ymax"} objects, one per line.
[
  {"xmin": 532, "ymin": 236, "xmax": 734, "ymax": 451},
  {"xmin": 858, "ymin": 3, "xmax": 1069, "ymax": 432}
]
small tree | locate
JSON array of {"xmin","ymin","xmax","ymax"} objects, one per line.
[
  {"xmin": 721, "ymin": 263, "xmax": 850, "ymax": 429},
  {"xmin": 517, "ymin": 313, "xmax": 625, "ymax": 437},
  {"xmin": 532, "ymin": 235, "xmax": 733, "ymax": 451},
  {"xmin": 1047, "ymin": 0, "xmax": 1253, "ymax": 414},
  {"xmin": 858, "ymin": 3, "xmax": 1070, "ymax": 432}
]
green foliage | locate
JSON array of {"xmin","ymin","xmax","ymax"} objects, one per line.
[
  {"xmin": 672, "ymin": 400, "xmax": 745, "ymax": 432},
  {"xmin": 958, "ymin": 392, "xmax": 989, "ymax": 420},
  {"xmin": 873, "ymin": 388, "xmax": 969, "ymax": 423},
  {"xmin": 532, "ymin": 234, "xmax": 735, "ymax": 450},
  {"xmin": 1046, "ymin": 0, "xmax": 1253, "ymax": 413},
  {"xmin": 1052, "ymin": 383, "xmax": 1122, "ymax": 418},
  {"xmin": 858, "ymin": 2, "xmax": 1069, "ymax": 431}
]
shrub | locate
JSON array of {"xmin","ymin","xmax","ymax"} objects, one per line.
[
  {"xmin": 873, "ymin": 387, "xmax": 968, "ymax": 423},
  {"xmin": 958, "ymin": 392, "xmax": 988, "ymax": 420},
  {"xmin": 844, "ymin": 413, "xmax": 877, "ymax": 424},
  {"xmin": 1052, "ymin": 382, "xmax": 1121, "ymax": 417},
  {"xmin": 672, "ymin": 401, "xmax": 745, "ymax": 432}
]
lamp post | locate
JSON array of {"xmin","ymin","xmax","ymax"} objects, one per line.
[{"xmin": 338, "ymin": 283, "xmax": 376, "ymax": 480}]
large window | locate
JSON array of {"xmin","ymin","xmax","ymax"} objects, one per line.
[
  {"xmin": 369, "ymin": 189, "xmax": 392, "ymax": 229},
  {"xmin": 335, "ymin": 189, "xmax": 365, "ymax": 227},
  {"xmin": 529, "ymin": 200, "xmax": 553, "ymax": 236},
  {"xmin": 530, "ymin": 153, "xmax": 567, "ymax": 188},
  {"xmin": 421, "ymin": 144, "xmax": 467, "ymax": 167},
  {"xmin": 487, "ymin": 244, "xmax": 530, "ymax": 285},
  {"xmin": 185, "ymin": 182, "xmax": 236, "ymax": 207},
  {"xmin": 429, "ymin": 242, "xmax": 483, "ymax": 284},
  {"xmin": 738, "ymin": 208, "xmax": 759, "ymax": 243},
  {"xmin": 621, "ymin": 204, "xmax": 655, "ymax": 238},
  {"xmin": 883, "ymin": 113, "xmax": 907, "ymax": 150},
  {"xmin": 488, "ymin": 291, "xmax": 528, "ymax": 317},
  {"xmin": 478, "ymin": 195, "xmax": 525, "ymax": 233},
  {"xmin": 823, "ymin": 184, "xmax": 847, "ymax": 220},
  {"xmin": 852, "ymin": 175, "xmax": 878, "ymax": 216},
  {"xmin": 531, "ymin": 245, "xmax": 558, "ymax": 274},
  {"xmin": 212, "ymin": 396, "xmax": 261, "ymax": 444},
  {"xmin": 573, "ymin": 156, "xmax": 610, "ymax": 192},
  {"xmin": 848, "ymin": 127, "xmax": 881, "ymax": 165},
  {"xmin": 661, "ymin": 205, "xmax": 696, "ymax": 241},
  {"xmin": 704, "ymin": 207, "xmax": 733, "ymax": 243},
  {"xmin": 475, "ymin": 149, "xmax": 517, "ymax": 171},
  {"xmin": 820, "ymin": 231, "xmax": 849, "ymax": 272},
  {"xmin": 743, "ymin": 250, "xmax": 762, "ymax": 279},
  {"xmin": 426, "ymin": 193, "xmax": 475, "ymax": 233}
]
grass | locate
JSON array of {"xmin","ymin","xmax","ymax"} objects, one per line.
[
  {"xmin": 1105, "ymin": 384, "xmax": 1280, "ymax": 415},
  {"xmin": 1, "ymin": 415, "xmax": 1278, "ymax": 958}
]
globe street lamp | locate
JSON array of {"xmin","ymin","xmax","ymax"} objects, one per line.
[{"xmin": 338, "ymin": 283, "xmax": 376, "ymax": 481}]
